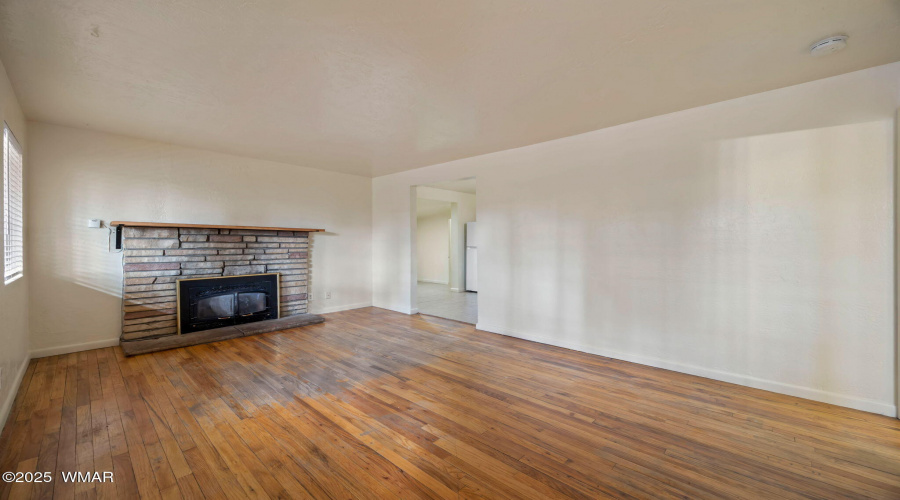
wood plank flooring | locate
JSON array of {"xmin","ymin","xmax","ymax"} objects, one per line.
[{"xmin": 2, "ymin": 306, "xmax": 900, "ymax": 499}]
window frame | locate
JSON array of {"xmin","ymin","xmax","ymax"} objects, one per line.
[{"xmin": 3, "ymin": 122, "xmax": 23, "ymax": 285}]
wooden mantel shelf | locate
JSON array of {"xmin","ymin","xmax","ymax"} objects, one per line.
[{"xmin": 110, "ymin": 221, "xmax": 325, "ymax": 232}]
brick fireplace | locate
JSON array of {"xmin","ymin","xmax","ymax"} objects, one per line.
[{"xmin": 118, "ymin": 224, "xmax": 315, "ymax": 345}]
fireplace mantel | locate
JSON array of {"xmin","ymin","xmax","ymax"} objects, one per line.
[
  {"xmin": 117, "ymin": 222, "xmax": 315, "ymax": 349},
  {"xmin": 111, "ymin": 221, "xmax": 325, "ymax": 232}
]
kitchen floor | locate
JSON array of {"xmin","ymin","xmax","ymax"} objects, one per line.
[{"xmin": 416, "ymin": 281, "xmax": 477, "ymax": 324}]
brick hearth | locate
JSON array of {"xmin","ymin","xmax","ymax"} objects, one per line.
[{"xmin": 120, "ymin": 226, "xmax": 310, "ymax": 342}]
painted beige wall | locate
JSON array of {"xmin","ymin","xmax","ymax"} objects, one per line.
[
  {"xmin": 416, "ymin": 207, "xmax": 451, "ymax": 284},
  {"xmin": 0, "ymin": 57, "xmax": 27, "ymax": 426},
  {"xmin": 373, "ymin": 62, "xmax": 900, "ymax": 415},
  {"xmin": 27, "ymin": 122, "xmax": 372, "ymax": 356}
]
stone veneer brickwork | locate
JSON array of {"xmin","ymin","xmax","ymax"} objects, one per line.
[{"xmin": 120, "ymin": 226, "xmax": 309, "ymax": 342}]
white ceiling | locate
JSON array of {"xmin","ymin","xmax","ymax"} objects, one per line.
[
  {"xmin": 422, "ymin": 178, "xmax": 476, "ymax": 195},
  {"xmin": 1, "ymin": 1, "xmax": 899, "ymax": 177}
]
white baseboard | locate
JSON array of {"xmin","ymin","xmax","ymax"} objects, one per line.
[
  {"xmin": 450, "ymin": 287, "xmax": 461, "ymax": 292},
  {"xmin": 29, "ymin": 306, "xmax": 372, "ymax": 358},
  {"xmin": 475, "ymin": 322, "xmax": 896, "ymax": 417},
  {"xmin": 0, "ymin": 355, "xmax": 31, "ymax": 428},
  {"xmin": 313, "ymin": 302, "xmax": 373, "ymax": 315},
  {"xmin": 417, "ymin": 279, "xmax": 449, "ymax": 285},
  {"xmin": 30, "ymin": 338, "xmax": 121, "ymax": 359}
]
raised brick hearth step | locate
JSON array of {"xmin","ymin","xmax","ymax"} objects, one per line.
[{"xmin": 120, "ymin": 313, "xmax": 326, "ymax": 356}]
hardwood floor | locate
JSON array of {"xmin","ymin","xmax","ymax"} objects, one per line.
[{"xmin": 2, "ymin": 307, "xmax": 900, "ymax": 499}]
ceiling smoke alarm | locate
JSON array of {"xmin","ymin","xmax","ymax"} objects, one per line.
[{"xmin": 809, "ymin": 35, "xmax": 848, "ymax": 57}]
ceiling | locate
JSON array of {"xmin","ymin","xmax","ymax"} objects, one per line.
[
  {"xmin": 422, "ymin": 178, "xmax": 476, "ymax": 195},
  {"xmin": 1, "ymin": 1, "xmax": 899, "ymax": 177},
  {"xmin": 416, "ymin": 198, "xmax": 451, "ymax": 219}
]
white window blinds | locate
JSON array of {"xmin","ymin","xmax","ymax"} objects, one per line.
[{"xmin": 4, "ymin": 124, "xmax": 23, "ymax": 284}]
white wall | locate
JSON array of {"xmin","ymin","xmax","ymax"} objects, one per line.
[
  {"xmin": 896, "ymin": 107, "xmax": 900, "ymax": 418},
  {"xmin": 27, "ymin": 122, "xmax": 373, "ymax": 356},
  {"xmin": 416, "ymin": 207, "xmax": 451, "ymax": 284},
  {"xmin": 0, "ymin": 57, "xmax": 28, "ymax": 427},
  {"xmin": 373, "ymin": 62, "xmax": 900, "ymax": 416}
]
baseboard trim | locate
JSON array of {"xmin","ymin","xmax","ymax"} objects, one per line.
[
  {"xmin": 31, "ymin": 338, "xmax": 121, "ymax": 359},
  {"xmin": 417, "ymin": 279, "xmax": 449, "ymax": 285},
  {"xmin": 475, "ymin": 322, "xmax": 896, "ymax": 417},
  {"xmin": 30, "ymin": 306, "xmax": 372, "ymax": 358},
  {"xmin": 450, "ymin": 287, "xmax": 461, "ymax": 292},
  {"xmin": 313, "ymin": 302, "xmax": 373, "ymax": 315},
  {"xmin": 0, "ymin": 355, "xmax": 31, "ymax": 429}
]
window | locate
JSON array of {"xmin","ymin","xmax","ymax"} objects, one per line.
[{"xmin": 3, "ymin": 123, "xmax": 23, "ymax": 284}]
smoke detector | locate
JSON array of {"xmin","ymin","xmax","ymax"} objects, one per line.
[{"xmin": 810, "ymin": 35, "xmax": 848, "ymax": 57}]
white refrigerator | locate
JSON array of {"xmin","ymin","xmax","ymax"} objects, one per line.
[{"xmin": 465, "ymin": 222, "xmax": 478, "ymax": 292}]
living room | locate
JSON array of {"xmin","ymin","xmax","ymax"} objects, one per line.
[{"xmin": 1, "ymin": 1, "xmax": 900, "ymax": 498}]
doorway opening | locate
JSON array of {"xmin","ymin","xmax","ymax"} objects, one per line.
[{"xmin": 414, "ymin": 178, "xmax": 477, "ymax": 324}]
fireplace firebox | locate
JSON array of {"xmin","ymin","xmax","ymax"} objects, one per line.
[{"xmin": 177, "ymin": 274, "xmax": 280, "ymax": 334}]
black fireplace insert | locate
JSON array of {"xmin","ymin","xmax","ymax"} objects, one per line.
[{"xmin": 177, "ymin": 273, "xmax": 279, "ymax": 334}]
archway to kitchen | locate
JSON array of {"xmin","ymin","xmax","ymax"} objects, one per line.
[{"xmin": 412, "ymin": 178, "xmax": 477, "ymax": 324}]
